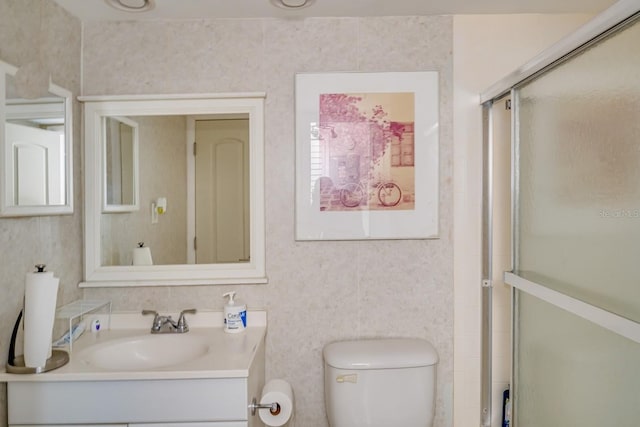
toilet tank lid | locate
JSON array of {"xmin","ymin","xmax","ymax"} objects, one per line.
[{"xmin": 323, "ymin": 338, "xmax": 438, "ymax": 369}]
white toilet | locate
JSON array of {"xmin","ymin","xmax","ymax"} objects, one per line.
[{"xmin": 323, "ymin": 338, "xmax": 438, "ymax": 427}]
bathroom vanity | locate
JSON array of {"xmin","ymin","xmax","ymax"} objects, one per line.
[{"xmin": 0, "ymin": 310, "xmax": 266, "ymax": 427}]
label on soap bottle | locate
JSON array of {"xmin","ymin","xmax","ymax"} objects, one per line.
[{"xmin": 224, "ymin": 307, "xmax": 247, "ymax": 333}]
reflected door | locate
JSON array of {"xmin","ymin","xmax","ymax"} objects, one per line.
[
  {"xmin": 5, "ymin": 123, "xmax": 64, "ymax": 205},
  {"xmin": 195, "ymin": 119, "xmax": 249, "ymax": 263}
]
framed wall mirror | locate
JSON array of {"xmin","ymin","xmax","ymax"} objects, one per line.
[
  {"xmin": 0, "ymin": 60, "xmax": 73, "ymax": 217},
  {"xmin": 81, "ymin": 93, "xmax": 266, "ymax": 286}
]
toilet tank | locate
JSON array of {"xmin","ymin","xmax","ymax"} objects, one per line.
[{"xmin": 323, "ymin": 338, "xmax": 438, "ymax": 427}]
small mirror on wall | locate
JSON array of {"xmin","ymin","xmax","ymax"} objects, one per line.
[
  {"xmin": 103, "ymin": 116, "xmax": 139, "ymax": 212},
  {"xmin": 0, "ymin": 60, "xmax": 73, "ymax": 217}
]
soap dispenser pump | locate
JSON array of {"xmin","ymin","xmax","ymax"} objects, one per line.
[{"xmin": 223, "ymin": 291, "xmax": 246, "ymax": 333}]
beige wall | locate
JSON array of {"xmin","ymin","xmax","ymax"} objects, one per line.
[
  {"xmin": 81, "ymin": 16, "xmax": 454, "ymax": 427},
  {"xmin": 102, "ymin": 116, "xmax": 188, "ymax": 266},
  {"xmin": 452, "ymin": 13, "xmax": 593, "ymax": 427},
  {"xmin": 0, "ymin": 1, "xmax": 82, "ymax": 426}
]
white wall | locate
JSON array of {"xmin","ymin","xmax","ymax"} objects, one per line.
[{"xmin": 452, "ymin": 13, "xmax": 593, "ymax": 427}]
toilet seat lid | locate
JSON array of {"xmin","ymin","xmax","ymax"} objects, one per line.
[{"xmin": 323, "ymin": 338, "xmax": 438, "ymax": 369}]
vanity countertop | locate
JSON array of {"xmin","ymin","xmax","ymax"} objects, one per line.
[{"xmin": 0, "ymin": 310, "xmax": 266, "ymax": 382}]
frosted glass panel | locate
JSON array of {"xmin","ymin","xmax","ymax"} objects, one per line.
[
  {"xmin": 515, "ymin": 292, "xmax": 640, "ymax": 426},
  {"xmin": 517, "ymin": 18, "xmax": 640, "ymax": 322}
]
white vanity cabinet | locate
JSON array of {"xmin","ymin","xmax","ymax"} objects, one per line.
[
  {"xmin": 8, "ymin": 375, "xmax": 263, "ymax": 427},
  {"xmin": 3, "ymin": 312, "xmax": 267, "ymax": 427}
]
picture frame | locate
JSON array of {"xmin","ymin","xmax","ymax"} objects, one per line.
[{"xmin": 295, "ymin": 71, "xmax": 439, "ymax": 240}]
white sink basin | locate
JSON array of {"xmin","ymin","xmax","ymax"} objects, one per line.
[{"xmin": 77, "ymin": 333, "xmax": 211, "ymax": 371}]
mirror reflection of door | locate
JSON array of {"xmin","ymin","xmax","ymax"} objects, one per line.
[
  {"xmin": 5, "ymin": 123, "xmax": 64, "ymax": 205},
  {"xmin": 194, "ymin": 119, "xmax": 250, "ymax": 264},
  {"xmin": 4, "ymin": 69, "xmax": 68, "ymax": 210}
]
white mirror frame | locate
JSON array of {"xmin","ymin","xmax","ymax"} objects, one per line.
[
  {"xmin": 0, "ymin": 60, "xmax": 73, "ymax": 217},
  {"xmin": 80, "ymin": 93, "xmax": 266, "ymax": 287},
  {"xmin": 102, "ymin": 115, "xmax": 139, "ymax": 213}
]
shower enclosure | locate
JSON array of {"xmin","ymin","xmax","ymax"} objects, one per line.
[{"xmin": 480, "ymin": 2, "xmax": 640, "ymax": 426}]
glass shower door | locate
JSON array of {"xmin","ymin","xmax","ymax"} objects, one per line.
[{"xmin": 509, "ymin": 14, "xmax": 640, "ymax": 426}]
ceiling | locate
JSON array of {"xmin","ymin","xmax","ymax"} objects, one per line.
[{"xmin": 53, "ymin": 0, "xmax": 616, "ymax": 21}]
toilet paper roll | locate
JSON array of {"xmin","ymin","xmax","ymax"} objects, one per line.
[
  {"xmin": 23, "ymin": 270, "xmax": 60, "ymax": 368},
  {"xmin": 133, "ymin": 246, "xmax": 153, "ymax": 266},
  {"xmin": 259, "ymin": 379, "xmax": 294, "ymax": 427}
]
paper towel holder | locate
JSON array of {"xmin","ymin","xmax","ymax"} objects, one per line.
[
  {"xmin": 5, "ymin": 309, "xmax": 69, "ymax": 374},
  {"xmin": 249, "ymin": 398, "xmax": 280, "ymax": 416},
  {"xmin": 6, "ymin": 264, "xmax": 70, "ymax": 374}
]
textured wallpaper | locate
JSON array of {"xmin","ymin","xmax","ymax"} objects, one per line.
[
  {"xmin": 0, "ymin": 11, "xmax": 457, "ymax": 427},
  {"xmin": 0, "ymin": 1, "xmax": 83, "ymax": 426},
  {"xmin": 82, "ymin": 15, "xmax": 454, "ymax": 427}
]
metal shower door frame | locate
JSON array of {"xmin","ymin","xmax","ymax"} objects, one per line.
[{"xmin": 479, "ymin": 2, "xmax": 640, "ymax": 425}]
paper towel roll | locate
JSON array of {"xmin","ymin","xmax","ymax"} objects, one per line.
[
  {"xmin": 259, "ymin": 379, "xmax": 295, "ymax": 427},
  {"xmin": 133, "ymin": 245, "xmax": 153, "ymax": 266},
  {"xmin": 23, "ymin": 268, "xmax": 60, "ymax": 368}
]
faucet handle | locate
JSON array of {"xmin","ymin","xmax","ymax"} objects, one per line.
[
  {"xmin": 142, "ymin": 309, "xmax": 162, "ymax": 330},
  {"xmin": 177, "ymin": 308, "xmax": 197, "ymax": 332},
  {"xmin": 142, "ymin": 309, "xmax": 159, "ymax": 320}
]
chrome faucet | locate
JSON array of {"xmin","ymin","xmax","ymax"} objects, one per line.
[{"xmin": 142, "ymin": 309, "xmax": 197, "ymax": 334}]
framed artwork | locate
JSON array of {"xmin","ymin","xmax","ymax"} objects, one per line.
[{"xmin": 295, "ymin": 71, "xmax": 439, "ymax": 240}]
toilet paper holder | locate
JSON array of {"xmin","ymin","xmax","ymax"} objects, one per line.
[{"xmin": 249, "ymin": 398, "xmax": 281, "ymax": 416}]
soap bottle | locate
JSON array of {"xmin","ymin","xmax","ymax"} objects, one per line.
[{"xmin": 223, "ymin": 291, "xmax": 247, "ymax": 333}]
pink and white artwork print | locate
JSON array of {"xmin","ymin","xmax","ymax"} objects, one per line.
[
  {"xmin": 295, "ymin": 72, "xmax": 439, "ymax": 240},
  {"xmin": 316, "ymin": 92, "xmax": 415, "ymax": 212}
]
